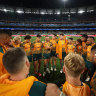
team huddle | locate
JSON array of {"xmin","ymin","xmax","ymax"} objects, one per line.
[
  {"xmin": 11, "ymin": 33, "xmax": 95, "ymax": 78},
  {"xmin": 0, "ymin": 30, "xmax": 96, "ymax": 96}
]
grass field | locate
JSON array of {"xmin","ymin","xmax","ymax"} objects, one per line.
[{"xmin": 19, "ymin": 36, "xmax": 96, "ymax": 87}]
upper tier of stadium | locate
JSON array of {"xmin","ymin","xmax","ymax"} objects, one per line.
[
  {"xmin": 0, "ymin": 5, "xmax": 96, "ymax": 33},
  {"xmin": 0, "ymin": 5, "xmax": 96, "ymax": 23}
]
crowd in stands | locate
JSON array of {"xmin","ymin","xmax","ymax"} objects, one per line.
[
  {"xmin": 12, "ymin": 31, "xmax": 96, "ymax": 35},
  {"xmin": 0, "ymin": 10, "xmax": 96, "ymax": 23}
]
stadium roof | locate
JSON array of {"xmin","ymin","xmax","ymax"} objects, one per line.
[{"xmin": 0, "ymin": 0, "xmax": 96, "ymax": 9}]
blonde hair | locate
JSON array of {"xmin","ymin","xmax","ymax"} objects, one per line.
[
  {"xmin": 64, "ymin": 53, "xmax": 85, "ymax": 77},
  {"xmin": 13, "ymin": 36, "xmax": 21, "ymax": 42}
]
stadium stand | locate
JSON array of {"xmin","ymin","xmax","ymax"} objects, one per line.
[{"xmin": 0, "ymin": 5, "xmax": 96, "ymax": 35}]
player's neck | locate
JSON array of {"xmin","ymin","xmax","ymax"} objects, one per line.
[
  {"xmin": 66, "ymin": 75, "xmax": 81, "ymax": 86},
  {"xmin": 9, "ymin": 73, "xmax": 27, "ymax": 81}
]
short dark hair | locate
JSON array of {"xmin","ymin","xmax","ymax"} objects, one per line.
[
  {"xmin": 0, "ymin": 30, "xmax": 12, "ymax": 36},
  {"xmin": 88, "ymin": 36, "xmax": 95, "ymax": 41},
  {"xmin": 24, "ymin": 35, "xmax": 31, "ymax": 40},
  {"xmin": 91, "ymin": 44, "xmax": 96, "ymax": 52},
  {"xmin": 3, "ymin": 48, "xmax": 26, "ymax": 74},
  {"xmin": 69, "ymin": 38, "xmax": 73, "ymax": 40},
  {"xmin": 37, "ymin": 34, "xmax": 41, "ymax": 37},
  {"xmin": 77, "ymin": 39, "xmax": 82, "ymax": 44},
  {"xmin": 82, "ymin": 34, "xmax": 88, "ymax": 39}
]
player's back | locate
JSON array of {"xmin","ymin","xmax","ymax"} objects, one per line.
[
  {"xmin": 62, "ymin": 81, "xmax": 90, "ymax": 96},
  {"xmin": 0, "ymin": 74, "xmax": 46, "ymax": 96}
]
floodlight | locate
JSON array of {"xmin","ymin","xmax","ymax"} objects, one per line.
[
  {"xmin": 49, "ymin": 13, "xmax": 52, "ymax": 14},
  {"xmin": 57, "ymin": 12, "xmax": 60, "ymax": 15},
  {"xmin": 87, "ymin": 10, "xmax": 94, "ymax": 13},
  {"xmin": 25, "ymin": 11, "xmax": 31, "ymax": 14},
  {"xmin": 78, "ymin": 10, "xmax": 85, "ymax": 14},
  {"xmin": 16, "ymin": 10, "xmax": 24, "ymax": 14},
  {"xmin": 90, "ymin": 10, "xmax": 94, "ymax": 12},
  {"xmin": 70, "ymin": 11, "xmax": 76, "ymax": 14},
  {"xmin": 41, "ymin": 12, "xmax": 45, "ymax": 15},
  {"xmin": 3, "ymin": 9, "xmax": 7, "ymax": 12}
]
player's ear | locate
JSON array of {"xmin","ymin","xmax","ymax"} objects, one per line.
[
  {"xmin": 26, "ymin": 58, "xmax": 30, "ymax": 68},
  {"xmin": 81, "ymin": 69, "xmax": 84, "ymax": 74},
  {"xmin": 63, "ymin": 66, "xmax": 65, "ymax": 73}
]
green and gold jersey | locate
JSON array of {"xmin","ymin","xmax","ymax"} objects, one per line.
[
  {"xmin": 50, "ymin": 39, "xmax": 57, "ymax": 51},
  {"xmin": 87, "ymin": 43, "xmax": 95, "ymax": 61},
  {"xmin": 21, "ymin": 41, "xmax": 32, "ymax": 55},
  {"xmin": 31, "ymin": 41, "xmax": 43, "ymax": 54},
  {"xmin": 43, "ymin": 41, "xmax": 52, "ymax": 54},
  {"xmin": 67, "ymin": 44, "xmax": 75, "ymax": 54},
  {"xmin": 90, "ymin": 71, "xmax": 96, "ymax": 96},
  {"xmin": 60, "ymin": 40, "xmax": 67, "ymax": 52}
]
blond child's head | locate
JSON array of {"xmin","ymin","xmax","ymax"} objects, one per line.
[{"xmin": 63, "ymin": 53, "xmax": 85, "ymax": 78}]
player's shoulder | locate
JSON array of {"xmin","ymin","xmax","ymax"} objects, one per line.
[{"xmin": 29, "ymin": 81, "xmax": 46, "ymax": 96}]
